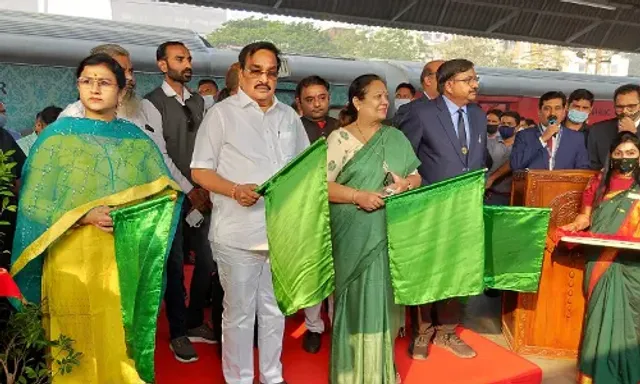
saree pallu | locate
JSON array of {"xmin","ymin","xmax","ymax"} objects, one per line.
[
  {"xmin": 10, "ymin": 117, "xmax": 182, "ymax": 383},
  {"xmin": 578, "ymin": 184, "xmax": 640, "ymax": 384},
  {"xmin": 330, "ymin": 127, "xmax": 419, "ymax": 384}
]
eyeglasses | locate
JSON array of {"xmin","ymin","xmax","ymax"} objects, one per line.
[
  {"xmin": 77, "ymin": 77, "xmax": 117, "ymax": 89},
  {"xmin": 451, "ymin": 76, "xmax": 480, "ymax": 85},
  {"xmin": 244, "ymin": 68, "xmax": 278, "ymax": 80}
]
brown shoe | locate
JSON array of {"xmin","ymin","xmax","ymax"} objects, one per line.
[
  {"xmin": 433, "ymin": 332, "xmax": 476, "ymax": 358},
  {"xmin": 408, "ymin": 332, "xmax": 431, "ymax": 360},
  {"xmin": 302, "ymin": 331, "xmax": 322, "ymax": 354}
]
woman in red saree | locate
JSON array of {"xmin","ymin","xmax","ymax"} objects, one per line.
[{"xmin": 562, "ymin": 132, "xmax": 640, "ymax": 384}]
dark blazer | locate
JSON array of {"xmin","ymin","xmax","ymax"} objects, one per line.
[
  {"xmin": 398, "ymin": 96, "xmax": 487, "ymax": 185},
  {"xmin": 301, "ymin": 115, "xmax": 339, "ymax": 143},
  {"xmin": 510, "ymin": 126, "xmax": 590, "ymax": 171},
  {"xmin": 587, "ymin": 118, "xmax": 640, "ymax": 170},
  {"xmin": 391, "ymin": 95, "xmax": 431, "ymax": 128}
]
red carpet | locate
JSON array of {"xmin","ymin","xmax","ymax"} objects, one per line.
[{"xmin": 154, "ymin": 267, "xmax": 542, "ymax": 384}]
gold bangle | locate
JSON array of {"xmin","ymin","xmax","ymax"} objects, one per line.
[{"xmin": 351, "ymin": 190, "xmax": 359, "ymax": 205}]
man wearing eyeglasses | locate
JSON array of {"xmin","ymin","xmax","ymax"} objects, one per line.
[
  {"xmin": 588, "ymin": 84, "xmax": 640, "ymax": 170},
  {"xmin": 191, "ymin": 41, "xmax": 308, "ymax": 384},
  {"xmin": 143, "ymin": 41, "xmax": 217, "ymax": 364},
  {"xmin": 399, "ymin": 59, "xmax": 486, "ymax": 361}
]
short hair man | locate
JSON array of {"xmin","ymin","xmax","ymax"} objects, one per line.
[
  {"xmin": 295, "ymin": 75, "xmax": 339, "ymax": 143},
  {"xmin": 294, "ymin": 75, "xmax": 338, "ymax": 354},
  {"xmin": 143, "ymin": 41, "xmax": 218, "ymax": 363},
  {"xmin": 400, "ymin": 59, "xmax": 486, "ymax": 360},
  {"xmin": 511, "ymin": 91, "xmax": 589, "ymax": 171},
  {"xmin": 587, "ymin": 84, "xmax": 640, "ymax": 170},
  {"xmin": 191, "ymin": 41, "xmax": 309, "ymax": 384}
]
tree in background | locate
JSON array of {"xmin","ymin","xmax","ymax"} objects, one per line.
[
  {"xmin": 207, "ymin": 17, "xmax": 338, "ymax": 57},
  {"xmin": 207, "ymin": 18, "xmax": 430, "ymax": 61},
  {"xmin": 433, "ymin": 36, "xmax": 513, "ymax": 68}
]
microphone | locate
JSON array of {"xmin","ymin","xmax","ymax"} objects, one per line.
[{"xmin": 548, "ymin": 115, "xmax": 558, "ymax": 137}]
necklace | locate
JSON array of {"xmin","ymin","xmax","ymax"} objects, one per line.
[{"xmin": 355, "ymin": 121, "xmax": 389, "ymax": 172}]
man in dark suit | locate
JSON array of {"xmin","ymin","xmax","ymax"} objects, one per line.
[
  {"xmin": 399, "ymin": 59, "xmax": 486, "ymax": 360},
  {"xmin": 511, "ymin": 91, "xmax": 590, "ymax": 171},
  {"xmin": 588, "ymin": 84, "xmax": 640, "ymax": 170},
  {"xmin": 391, "ymin": 60, "xmax": 444, "ymax": 128},
  {"xmin": 295, "ymin": 75, "xmax": 339, "ymax": 143},
  {"xmin": 294, "ymin": 75, "xmax": 338, "ymax": 354}
]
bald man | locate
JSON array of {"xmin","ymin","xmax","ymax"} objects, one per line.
[{"xmin": 392, "ymin": 60, "xmax": 445, "ymax": 127}]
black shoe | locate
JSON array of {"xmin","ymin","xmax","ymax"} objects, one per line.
[
  {"xmin": 302, "ymin": 331, "xmax": 322, "ymax": 354},
  {"xmin": 169, "ymin": 336, "xmax": 198, "ymax": 363},
  {"xmin": 433, "ymin": 332, "xmax": 477, "ymax": 359},
  {"xmin": 187, "ymin": 324, "xmax": 217, "ymax": 344}
]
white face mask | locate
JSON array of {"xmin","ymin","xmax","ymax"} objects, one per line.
[
  {"xmin": 202, "ymin": 95, "xmax": 215, "ymax": 110},
  {"xmin": 394, "ymin": 98, "xmax": 411, "ymax": 112}
]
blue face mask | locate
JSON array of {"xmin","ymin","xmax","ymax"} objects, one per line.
[
  {"xmin": 0, "ymin": 114, "xmax": 6, "ymax": 129},
  {"xmin": 567, "ymin": 109, "xmax": 589, "ymax": 124}
]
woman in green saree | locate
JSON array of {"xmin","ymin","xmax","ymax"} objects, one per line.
[
  {"xmin": 562, "ymin": 132, "xmax": 640, "ymax": 384},
  {"xmin": 10, "ymin": 54, "xmax": 181, "ymax": 383},
  {"xmin": 327, "ymin": 74, "xmax": 421, "ymax": 384}
]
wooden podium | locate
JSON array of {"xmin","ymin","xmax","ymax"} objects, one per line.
[{"xmin": 502, "ymin": 169, "xmax": 597, "ymax": 359}]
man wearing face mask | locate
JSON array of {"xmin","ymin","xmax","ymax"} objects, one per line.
[
  {"xmin": 143, "ymin": 41, "xmax": 217, "ymax": 363},
  {"xmin": 198, "ymin": 79, "xmax": 218, "ymax": 110},
  {"xmin": 486, "ymin": 109, "xmax": 514, "ymax": 206},
  {"xmin": 588, "ymin": 84, "xmax": 640, "ymax": 170},
  {"xmin": 511, "ymin": 91, "xmax": 589, "ymax": 171},
  {"xmin": 565, "ymin": 89, "xmax": 594, "ymax": 147},
  {"xmin": 394, "ymin": 82, "xmax": 416, "ymax": 114}
]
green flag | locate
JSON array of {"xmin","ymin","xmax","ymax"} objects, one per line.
[
  {"xmin": 483, "ymin": 205, "xmax": 550, "ymax": 292},
  {"xmin": 111, "ymin": 192, "xmax": 182, "ymax": 383},
  {"xmin": 385, "ymin": 170, "xmax": 550, "ymax": 306},
  {"xmin": 257, "ymin": 139, "xmax": 334, "ymax": 316},
  {"xmin": 386, "ymin": 169, "xmax": 486, "ymax": 305}
]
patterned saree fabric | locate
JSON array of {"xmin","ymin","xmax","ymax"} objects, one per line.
[{"xmin": 10, "ymin": 117, "xmax": 182, "ymax": 383}]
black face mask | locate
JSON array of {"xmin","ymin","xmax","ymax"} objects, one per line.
[
  {"xmin": 611, "ymin": 157, "xmax": 639, "ymax": 174},
  {"xmin": 487, "ymin": 124, "xmax": 499, "ymax": 134}
]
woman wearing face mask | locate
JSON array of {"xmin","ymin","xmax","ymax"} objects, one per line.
[{"xmin": 561, "ymin": 131, "xmax": 640, "ymax": 384}]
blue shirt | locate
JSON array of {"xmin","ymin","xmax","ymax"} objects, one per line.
[{"xmin": 442, "ymin": 95, "xmax": 470, "ymax": 148}]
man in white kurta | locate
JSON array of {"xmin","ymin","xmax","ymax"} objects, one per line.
[{"xmin": 191, "ymin": 41, "xmax": 309, "ymax": 384}]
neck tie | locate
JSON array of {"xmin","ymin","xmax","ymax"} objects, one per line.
[{"xmin": 457, "ymin": 109, "xmax": 468, "ymax": 159}]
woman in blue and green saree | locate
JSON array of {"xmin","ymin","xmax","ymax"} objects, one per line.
[
  {"xmin": 10, "ymin": 54, "xmax": 182, "ymax": 383},
  {"xmin": 326, "ymin": 74, "xmax": 421, "ymax": 384},
  {"xmin": 562, "ymin": 132, "xmax": 640, "ymax": 384}
]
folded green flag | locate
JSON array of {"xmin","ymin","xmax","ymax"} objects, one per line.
[
  {"xmin": 385, "ymin": 170, "xmax": 550, "ymax": 306},
  {"xmin": 257, "ymin": 139, "xmax": 334, "ymax": 316},
  {"xmin": 111, "ymin": 192, "xmax": 182, "ymax": 383},
  {"xmin": 483, "ymin": 205, "xmax": 550, "ymax": 292}
]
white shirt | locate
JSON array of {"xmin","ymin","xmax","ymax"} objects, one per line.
[
  {"xmin": 190, "ymin": 88, "xmax": 310, "ymax": 250},
  {"xmin": 141, "ymin": 81, "xmax": 196, "ymax": 193}
]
